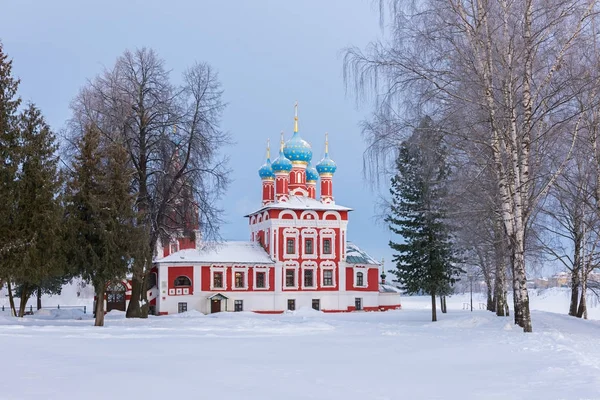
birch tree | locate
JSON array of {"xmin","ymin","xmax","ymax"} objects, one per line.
[{"xmin": 344, "ymin": 0, "xmax": 599, "ymax": 332}]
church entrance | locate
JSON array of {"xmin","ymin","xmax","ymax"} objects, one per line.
[
  {"xmin": 106, "ymin": 282, "xmax": 126, "ymax": 312},
  {"xmin": 211, "ymin": 299, "xmax": 221, "ymax": 313},
  {"xmin": 208, "ymin": 293, "xmax": 228, "ymax": 313}
]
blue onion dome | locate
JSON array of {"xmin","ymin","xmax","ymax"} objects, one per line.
[
  {"xmin": 258, "ymin": 159, "xmax": 275, "ymax": 179},
  {"xmin": 306, "ymin": 162, "xmax": 319, "ymax": 182},
  {"xmin": 258, "ymin": 140, "xmax": 276, "ymax": 179},
  {"xmin": 316, "ymin": 133, "xmax": 337, "ymax": 175},
  {"xmin": 284, "ymin": 132, "xmax": 313, "ymax": 163},
  {"xmin": 271, "ymin": 134, "xmax": 293, "ymax": 173},
  {"xmin": 283, "ymin": 105, "xmax": 312, "ymax": 163}
]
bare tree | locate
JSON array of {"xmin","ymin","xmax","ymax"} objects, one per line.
[
  {"xmin": 69, "ymin": 48, "xmax": 229, "ymax": 318},
  {"xmin": 344, "ymin": 0, "xmax": 599, "ymax": 332}
]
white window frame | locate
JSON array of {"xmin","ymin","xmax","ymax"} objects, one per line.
[
  {"xmin": 320, "ymin": 261, "xmax": 336, "ymax": 288},
  {"xmin": 283, "ymin": 228, "xmax": 300, "ymax": 259},
  {"xmin": 170, "ymin": 240, "xmax": 179, "ymax": 254},
  {"xmin": 283, "ymin": 261, "xmax": 299, "ymax": 290},
  {"xmin": 253, "ymin": 266, "xmax": 270, "ymax": 290},
  {"xmin": 232, "ymin": 266, "xmax": 249, "ymax": 290},
  {"xmin": 301, "ymin": 261, "xmax": 318, "ymax": 290},
  {"xmin": 354, "ymin": 266, "xmax": 368, "ymax": 288},
  {"xmin": 320, "ymin": 229, "xmax": 336, "ymax": 260},
  {"xmin": 301, "ymin": 229, "xmax": 318, "ymax": 260},
  {"xmin": 210, "ymin": 265, "xmax": 227, "ymax": 291}
]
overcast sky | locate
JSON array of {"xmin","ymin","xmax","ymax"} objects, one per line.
[{"xmin": 1, "ymin": 0, "xmax": 397, "ymax": 268}]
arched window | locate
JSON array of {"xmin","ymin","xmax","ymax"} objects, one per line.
[
  {"xmin": 174, "ymin": 276, "xmax": 192, "ymax": 287},
  {"xmin": 356, "ymin": 272, "xmax": 364, "ymax": 287}
]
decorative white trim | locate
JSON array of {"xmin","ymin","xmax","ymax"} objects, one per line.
[
  {"xmin": 253, "ymin": 266, "xmax": 270, "ymax": 290},
  {"xmin": 278, "ymin": 210, "xmax": 297, "ymax": 221},
  {"xmin": 301, "ymin": 261, "xmax": 318, "ymax": 290},
  {"xmin": 210, "ymin": 265, "xmax": 227, "ymax": 291},
  {"xmin": 320, "ymin": 229, "xmax": 336, "ymax": 260},
  {"xmin": 320, "ymin": 262, "xmax": 336, "ymax": 288},
  {"xmin": 283, "ymin": 261, "xmax": 300, "ymax": 290},
  {"xmin": 232, "ymin": 265, "xmax": 249, "ymax": 290},
  {"xmin": 301, "ymin": 228, "xmax": 318, "ymax": 259},
  {"xmin": 353, "ymin": 266, "xmax": 368, "ymax": 288},
  {"xmin": 283, "ymin": 228, "xmax": 300, "ymax": 259},
  {"xmin": 300, "ymin": 210, "xmax": 319, "ymax": 221},
  {"xmin": 322, "ymin": 211, "xmax": 341, "ymax": 221}
]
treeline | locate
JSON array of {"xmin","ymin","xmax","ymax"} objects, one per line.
[
  {"xmin": 345, "ymin": 0, "xmax": 600, "ymax": 332},
  {"xmin": 0, "ymin": 44, "xmax": 228, "ymax": 326}
]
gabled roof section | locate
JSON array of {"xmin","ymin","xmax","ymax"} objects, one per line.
[
  {"xmin": 245, "ymin": 195, "xmax": 352, "ymax": 217},
  {"xmin": 346, "ymin": 242, "xmax": 380, "ymax": 265},
  {"xmin": 157, "ymin": 241, "xmax": 275, "ymax": 264}
]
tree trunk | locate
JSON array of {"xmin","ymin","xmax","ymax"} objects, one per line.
[
  {"xmin": 7, "ymin": 281, "xmax": 16, "ymax": 317},
  {"xmin": 577, "ymin": 267, "xmax": 587, "ymax": 319},
  {"xmin": 18, "ymin": 283, "xmax": 30, "ymax": 318},
  {"xmin": 494, "ymin": 239, "xmax": 508, "ymax": 317},
  {"xmin": 126, "ymin": 275, "xmax": 142, "ymax": 318},
  {"xmin": 431, "ymin": 293, "xmax": 437, "ymax": 322},
  {"xmin": 94, "ymin": 282, "xmax": 106, "ymax": 327},
  {"xmin": 512, "ymin": 245, "xmax": 532, "ymax": 332},
  {"xmin": 36, "ymin": 286, "xmax": 42, "ymax": 310}
]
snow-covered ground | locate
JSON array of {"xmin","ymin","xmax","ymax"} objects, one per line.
[{"xmin": 1, "ymin": 289, "xmax": 599, "ymax": 400}]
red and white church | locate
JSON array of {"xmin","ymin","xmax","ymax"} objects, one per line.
[{"xmin": 112, "ymin": 106, "xmax": 401, "ymax": 315}]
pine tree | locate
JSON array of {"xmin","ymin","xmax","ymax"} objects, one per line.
[
  {"xmin": 12, "ymin": 104, "xmax": 65, "ymax": 317},
  {"xmin": 386, "ymin": 117, "xmax": 462, "ymax": 322},
  {"xmin": 0, "ymin": 43, "xmax": 22, "ymax": 310},
  {"xmin": 66, "ymin": 125, "xmax": 142, "ymax": 326}
]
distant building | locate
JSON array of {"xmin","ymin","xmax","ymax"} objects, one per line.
[{"xmin": 102, "ymin": 105, "xmax": 401, "ymax": 315}]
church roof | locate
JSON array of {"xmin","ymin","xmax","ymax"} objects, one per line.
[
  {"xmin": 157, "ymin": 241, "xmax": 275, "ymax": 264},
  {"xmin": 345, "ymin": 242, "xmax": 379, "ymax": 265},
  {"xmin": 245, "ymin": 195, "xmax": 352, "ymax": 216}
]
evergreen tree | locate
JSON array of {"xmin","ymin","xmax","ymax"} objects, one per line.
[
  {"xmin": 0, "ymin": 43, "xmax": 22, "ymax": 309},
  {"xmin": 66, "ymin": 125, "xmax": 143, "ymax": 326},
  {"xmin": 386, "ymin": 117, "xmax": 461, "ymax": 322},
  {"xmin": 12, "ymin": 104, "xmax": 65, "ymax": 317}
]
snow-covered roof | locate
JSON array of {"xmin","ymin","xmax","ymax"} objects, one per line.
[
  {"xmin": 346, "ymin": 242, "xmax": 379, "ymax": 265},
  {"xmin": 379, "ymin": 284, "xmax": 403, "ymax": 293},
  {"xmin": 245, "ymin": 195, "xmax": 352, "ymax": 216},
  {"xmin": 157, "ymin": 241, "xmax": 275, "ymax": 264}
]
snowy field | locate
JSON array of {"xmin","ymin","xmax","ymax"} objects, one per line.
[{"xmin": 0, "ymin": 290, "xmax": 599, "ymax": 400}]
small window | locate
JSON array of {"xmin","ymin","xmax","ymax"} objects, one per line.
[
  {"xmin": 323, "ymin": 238, "xmax": 332, "ymax": 254},
  {"xmin": 234, "ymin": 300, "xmax": 243, "ymax": 312},
  {"xmin": 174, "ymin": 276, "xmax": 192, "ymax": 287},
  {"xmin": 235, "ymin": 271, "xmax": 245, "ymax": 288},
  {"xmin": 356, "ymin": 272, "xmax": 364, "ymax": 287},
  {"xmin": 287, "ymin": 299, "xmax": 296, "ymax": 311},
  {"xmin": 355, "ymin": 298, "xmax": 362, "ymax": 311},
  {"xmin": 178, "ymin": 302, "xmax": 187, "ymax": 313},
  {"xmin": 304, "ymin": 269, "xmax": 314, "ymax": 287},
  {"xmin": 305, "ymin": 238, "xmax": 314, "ymax": 255},
  {"xmin": 285, "ymin": 269, "xmax": 295, "ymax": 287},
  {"xmin": 213, "ymin": 272, "xmax": 223, "ymax": 288},
  {"xmin": 256, "ymin": 271, "xmax": 266, "ymax": 288},
  {"xmin": 287, "ymin": 238, "xmax": 295, "ymax": 254},
  {"xmin": 312, "ymin": 299, "xmax": 320, "ymax": 311},
  {"xmin": 323, "ymin": 270, "xmax": 333, "ymax": 286},
  {"xmin": 170, "ymin": 241, "xmax": 179, "ymax": 254}
]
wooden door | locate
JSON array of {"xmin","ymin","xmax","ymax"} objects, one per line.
[{"xmin": 211, "ymin": 299, "xmax": 221, "ymax": 313}]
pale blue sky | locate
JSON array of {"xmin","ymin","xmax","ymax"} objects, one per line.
[{"xmin": 1, "ymin": 0, "xmax": 395, "ymax": 269}]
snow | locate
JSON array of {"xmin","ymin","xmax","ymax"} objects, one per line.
[
  {"xmin": 245, "ymin": 195, "xmax": 352, "ymax": 215},
  {"xmin": 158, "ymin": 241, "xmax": 276, "ymax": 264},
  {"xmin": 1, "ymin": 289, "xmax": 600, "ymax": 399}
]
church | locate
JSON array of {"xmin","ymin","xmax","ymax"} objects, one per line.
[{"xmin": 106, "ymin": 105, "xmax": 401, "ymax": 315}]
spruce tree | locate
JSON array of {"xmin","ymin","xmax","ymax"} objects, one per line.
[
  {"xmin": 0, "ymin": 43, "xmax": 22, "ymax": 306},
  {"xmin": 66, "ymin": 125, "xmax": 142, "ymax": 326},
  {"xmin": 12, "ymin": 104, "xmax": 65, "ymax": 317},
  {"xmin": 386, "ymin": 117, "xmax": 462, "ymax": 322}
]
